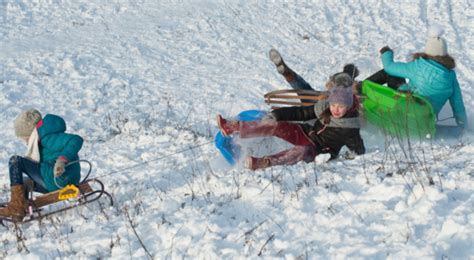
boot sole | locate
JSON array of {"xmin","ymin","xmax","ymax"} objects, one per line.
[
  {"xmin": 245, "ymin": 156, "xmax": 271, "ymax": 171},
  {"xmin": 269, "ymin": 49, "xmax": 283, "ymax": 66},
  {"xmin": 0, "ymin": 207, "xmax": 25, "ymax": 222},
  {"xmin": 245, "ymin": 156, "xmax": 255, "ymax": 170}
]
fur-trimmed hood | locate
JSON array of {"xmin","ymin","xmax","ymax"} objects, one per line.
[{"xmin": 412, "ymin": 52, "xmax": 456, "ymax": 70}]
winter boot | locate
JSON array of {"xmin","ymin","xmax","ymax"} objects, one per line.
[
  {"xmin": 245, "ymin": 156, "xmax": 271, "ymax": 170},
  {"xmin": 0, "ymin": 185, "xmax": 27, "ymax": 222},
  {"xmin": 269, "ymin": 49, "xmax": 296, "ymax": 82},
  {"xmin": 217, "ymin": 115, "xmax": 239, "ymax": 137},
  {"xmin": 23, "ymin": 178, "xmax": 34, "ymax": 197}
]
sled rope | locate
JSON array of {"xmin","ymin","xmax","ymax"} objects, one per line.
[{"xmin": 97, "ymin": 141, "xmax": 213, "ymax": 178}]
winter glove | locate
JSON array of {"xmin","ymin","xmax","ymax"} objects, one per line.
[
  {"xmin": 54, "ymin": 157, "xmax": 67, "ymax": 177},
  {"xmin": 343, "ymin": 150, "xmax": 357, "ymax": 160},
  {"xmin": 379, "ymin": 46, "xmax": 392, "ymax": 54}
]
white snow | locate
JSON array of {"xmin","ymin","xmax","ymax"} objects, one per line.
[{"xmin": 0, "ymin": 0, "xmax": 473, "ymax": 258}]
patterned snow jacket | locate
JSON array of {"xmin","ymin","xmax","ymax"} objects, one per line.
[
  {"xmin": 382, "ymin": 51, "xmax": 468, "ymax": 126},
  {"xmin": 271, "ymin": 99, "xmax": 365, "ymax": 160},
  {"xmin": 37, "ymin": 114, "xmax": 83, "ymax": 192}
]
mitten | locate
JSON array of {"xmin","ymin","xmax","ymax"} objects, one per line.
[
  {"xmin": 343, "ymin": 150, "xmax": 357, "ymax": 160},
  {"xmin": 380, "ymin": 46, "xmax": 392, "ymax": 54},
  {"xmin": 54, "ymin": 157, "xmax": 67, "ymax": 177}
]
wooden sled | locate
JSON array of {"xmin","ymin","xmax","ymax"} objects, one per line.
[
  {"xmin": 0, "ymin": 160, "xmax": 113, "ymax": 224},
  {"xmin": 264, "ymin": 89, "xmax": 328, "ymax": 107}
]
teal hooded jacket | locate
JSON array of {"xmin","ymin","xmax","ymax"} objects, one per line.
[
  {"xmin": 37, "ymin": 114, "xmax": 83, "ymax": 192},
  {"xmin": 381, "ymin": 51, "xmax": 468, "ymax": 126}
]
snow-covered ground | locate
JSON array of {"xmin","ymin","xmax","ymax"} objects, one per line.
[{"xmin": 1, "ymin": 0, "xmax": 473, "ymax": 258}]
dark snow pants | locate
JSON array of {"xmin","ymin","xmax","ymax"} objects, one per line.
[
  {"xmin": 365, "ymin": 69, "xmax": 406, "ymax": 90},
  {"xmin": 288, "ymin": 73, "xmax": 314, "ymax": 91},
  {"xmin": 9, "ymin": 155, "xmax": 49, "ymax": 193}
]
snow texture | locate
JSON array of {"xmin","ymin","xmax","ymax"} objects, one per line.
[{"xmin": 0, "ymin": 0, "xmax": 473, "ymax": 259}]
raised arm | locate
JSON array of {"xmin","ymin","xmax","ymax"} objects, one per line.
[
  {"xmin": 271, "ymin": 105, "xmax": 317, "ymax": 122},
  {"xmin": 381, "ymin": 49, "xmax": 417, "ymax": 90},
  {"xmin": 449, "ymin": 75, "xmax": 468, "ymax": 127}
]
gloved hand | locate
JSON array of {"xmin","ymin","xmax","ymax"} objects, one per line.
[
  {"xmin": 380, "ymin": 46, "xmax": 392, "ymax": 54},
  {"xmin": 54, "ymin": 157, "xmax": 67, "ymax": 177},
  {"xmin": 343, "ymin": 150, "xmax": 357, "ymax": 160}
]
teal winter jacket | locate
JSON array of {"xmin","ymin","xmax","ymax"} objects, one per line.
[
  {"xmin": 37, "ymin": 114, "xmax": 83, "ymax": 192},
  {"xmin": 381, "ymin": 51, "xmax": 468, "ymax": 126}
]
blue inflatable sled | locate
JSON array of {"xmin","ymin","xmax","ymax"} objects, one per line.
[{"xmin": 215, "ymin": 110, "xmax": 266, "ymax": 165}]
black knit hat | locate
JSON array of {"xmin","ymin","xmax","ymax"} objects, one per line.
[{"xmin": 329, "ymin": 64, "xmax": 359, "ymax": 88}]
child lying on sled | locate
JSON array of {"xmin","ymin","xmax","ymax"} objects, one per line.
[
  {"xmin": 217, "ymin": 84, "xmax": 365, "ymax": 170},
  {"xmin": 0, "ymin": 109, "xmax": 83, "ymax": 221}
]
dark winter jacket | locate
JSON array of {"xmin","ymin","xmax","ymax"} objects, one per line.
[
  {"xmin": 271, "ymin": 99, "xmax": 365, "ymax": 159},
  {"xmin": 38, "ymin": 114, "xmax": 83, "ymax": 192}
]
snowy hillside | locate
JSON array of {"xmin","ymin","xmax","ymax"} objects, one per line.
[{"xmin": 1, "ymin": 0, "xmax": 473, "ymax": 258}]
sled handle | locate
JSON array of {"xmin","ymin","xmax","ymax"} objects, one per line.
[{"xmin": 53, "ymin": 160, "xmax": 93, "ymax": 189}]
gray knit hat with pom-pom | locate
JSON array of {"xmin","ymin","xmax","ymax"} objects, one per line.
[{"xmin": 14, "ymin": 109, "xmax": 42, "ymax": 137}]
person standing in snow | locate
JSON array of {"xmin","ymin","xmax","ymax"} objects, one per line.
[
  {"xmin": 269, "ymin": 48, "xmax": 361, "ymax": 95},
  {"xmin": 0, "ymin": 109, "xmax": 83, "ymax": 221},
  {"xmin": 216, "ymin": 84, "xmax": 365, "ymax": 170},
  {"xmin": 364, "ymin": 25, "xmax": 468, "ymax": 128}
]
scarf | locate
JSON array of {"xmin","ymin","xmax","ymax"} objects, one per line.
[{"xmin": 25, "ymin": 129, "xmax": 40, "ymax": 162}]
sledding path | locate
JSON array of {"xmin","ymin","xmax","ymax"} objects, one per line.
[{"xmin": 0, "ymin": 0, "xmax": 473, "ymax": 258}]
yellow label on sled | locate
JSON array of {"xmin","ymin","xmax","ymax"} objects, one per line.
[{"xmin": 58, "ymin": 185, "xmax": 80, "ymax": 200}]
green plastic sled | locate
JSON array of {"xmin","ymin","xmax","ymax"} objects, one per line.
[{"xmin": 361, "ymin": 80, "xmax": 436, "ymax": 138}]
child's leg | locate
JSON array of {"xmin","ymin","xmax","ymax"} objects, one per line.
[
  {"xmin": 240, "ymin": 121, "xmax": 313, "ymax": 146},
  {"xmin": 288, "ymin": 74, "xmax": 314, "ymax": 91},
  {"xmin": 269, "ymin": 49, "xmax": 314, "ymax": 91},
  {"xmin": 288, "ymin": 74, "xmax": 318, "ymax": 104},
  {"xmin": 365, "ymin": 69, "xmax": 406, "ymax": 89},
  {"xmin": 9, "ymin": 155, "xmax": 48, "ymax": 193},
  {"xmin": 266, "ymin": 145, "xmax": 317, "ymax": 166},
  {"xmin": 23, "ymin": 177, "xmax": 49, "ymax": 194}
]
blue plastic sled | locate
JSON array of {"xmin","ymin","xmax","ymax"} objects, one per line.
[{"xmin": 215, "ymin": 110, "xmax": 267, "ymax": 165}]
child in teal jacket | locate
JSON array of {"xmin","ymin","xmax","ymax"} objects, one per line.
[
  {"xmin": 366, "ymin": 26, "xmax": 468, "ymax": 128},
  {"xmin": 0, "ymin": 109, "xmax": 83, "ymax": 221}
]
